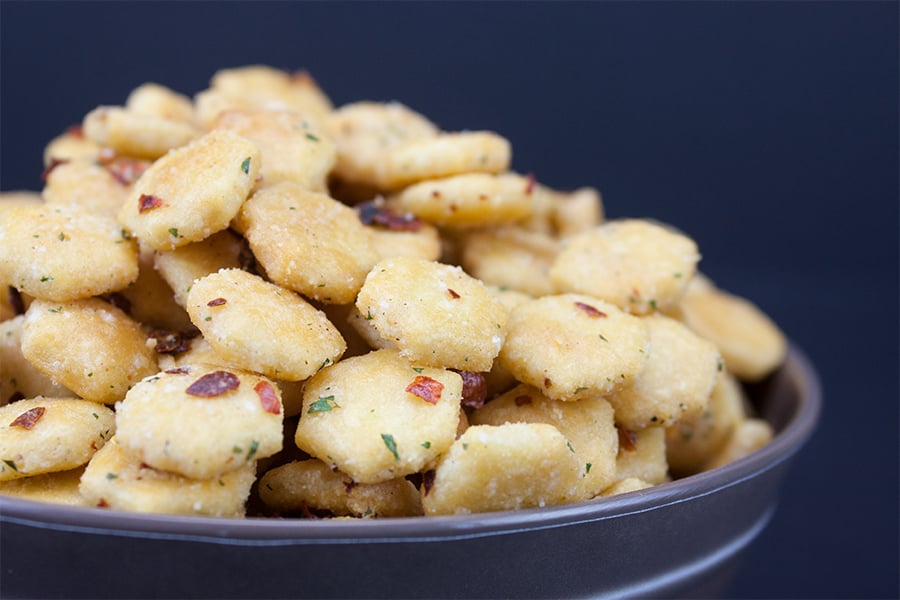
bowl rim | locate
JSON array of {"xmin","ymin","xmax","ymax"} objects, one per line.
[{"xmin": 0, "ymin": 343, "xmax": 821, "ymax": 544}]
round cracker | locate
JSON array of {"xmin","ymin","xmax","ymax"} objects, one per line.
[
  {"xmin": 550, "ymin": 219, "xmax": 700, "ymax": 315},
  {"xmin": 499, "ymin": 294, "xmax": 650, "ymax": 400},
  {"xmin": 0, "ymin": 203, "xmax": 139, "ymax": 302},
  {"xmin": 186, "ymin": 268, "xmax": 346, "ymax": 381}
]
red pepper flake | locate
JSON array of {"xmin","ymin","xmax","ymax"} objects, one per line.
[
  {"xmin": 97, "ymin": 498, "xmax": 109, "ymax": 508},
  {"xmin": 451, "ymin": 370, "xmax": 487, "ymax": 409},
  {"xmin": 406, "ymin": 375, "xmax": 444, "ymax": 405},
  {"xmin": 617, "ymin": 426, "xmax": 638, "ymax": 453},
  {"xmin": 10, "ymin": 406, "xmax": 46, "ymax": 430},
  {"xmin": 138, "ymin": 193, "xmax": 163, "ymax": 213},
  {"xmin": 524, "ymin": 172, "xmax": 536, "ymax": 195},
  {"xmin": 448, "ymin": 288, "xmax": 461, "ymax": 299},
  {"xmin": 7, "ymin": 286, "xmax": 24, "ymax": 316},
  {"xmin": 104, "ymin": 157, "xmax": 148, "ymax": 186},
  {"xmin": 165, "ymin": 366, "xmax": 191, "ymax": 375},
  {"xmin": 66, "ymin": 124, "xmax": 84, "ymax": 138},
  {"xmin": 207, "ymin": 297, "xmax": 227, "ymax": 307},
  {"xmin": 431, "ymin": 190, "xmax": 441, "ymax": 198},
  {"xmin": 543, "ymin": 377, "xmax": 553, "ymax": 388},
  {"xmin": 422, "ymin": 469, "xmax": 436, "ymax": 496},
  {"xmin": 574, "ymin": 301, "xmax": 607, "ymax": 318},
  {"xmin": 41, "ymin": 158, "xmax": 68, "ymax": 182},
  {"xmin": 150, "ymin": 329, "xmax": 190, "ymax": 355},
  {"xmin": 356, "ymin": 201, "xmax": 423, "ymax": 232},
  {"xmin": 186, "ymin": 371, "xmax": 240, "ymax": 397},
  {"xmin": 514, "ymin": 394, "xmax": 533, "ymax": 406},
  {"xmin": 254, "ymin": 381, "xmax": 281, "ymax": 415}
]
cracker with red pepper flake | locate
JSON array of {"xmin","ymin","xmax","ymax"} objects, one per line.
[
  {"xmin": 550, "ymin": 218, "xmax": 700, "ymax": 316},
  {"xmin": 607, "ymin": 313, "xmax": 720, "ymax": 431},
  {"xmin": 82, "ymin": 105, "xmax": 198, "ymax": 161},
  {"xmin": 0, "ymin": 316, "xmax": 72, "ymax": 404},
  {"xmin": 236, "ymin": 182, "xmax": 379, "ymax": 304},
  {"xmin": 0, "ymin": 397, "xmax": 115, "ymax": 482},
  {"xmin": 665, "ymin": 370, "xmax": 748, "ymax": 478},
  {"xmin": 471, "ymin": 383, "xmax": 619, "ymax": 499},
  {"xmin": 21, "ymin": 298, "xmax": 158, "ymax": 405},
  {"xmin": 460, "ymin": 226, "xmax": 559, "ymax": 297},
  {"xmin": 388, "ymin": 172, "xmax": 534, "ymax": 228},
  {"xmin": 259, "ymin": 459, "xmax": 423, "ymax": 518},
  {"xmin": 115, "ymin": 365, "xmax": 282, "ymax": 479},
  {"xmin": 118, "ymin": 129, "xmax": 260, "ymax": 251},
  {"xmin": 325, "ymin": 101, "xmax": 439, "ymax": 189},
  {"xmin": 421, "ymin": 423, "xmax": 583, "ymax": 516},
  {"xmin": 42, "ymin": 160, "xmax": 129, "ymax": 219},
  {"xmin": 375, "ymin": 130, "xmax": 511, "ymax": 190},
  {"xmin": 214, "ymin": 109, "xmax": 336, "ymax": 193},
  {"xmin": 79, "ymin": 437, "xmax": 255, "ymax": 517},
  {"xmin": 356, "ymin": 257, "xmax": 509, "ymax": 371},
  {"xmin": 295, "ymin": 349, "xmax": 462, "ymax": 484},
  {"xmin": 677, "ymin": 275, "xmax": 787, "ymax": 382},
  {"xmin": 614, "ymin": 426, "xmax": 669, "ymax": 486},
  {"xmin": 499, "ymin": 294, "xmax": 649, "ymax": 401},
  {"xmin": 186, "ymin": 268, "xmax": 345, "ymax": 381},
  {"xmin": 0, "ymin": 203, "xmax": 139, "ymax": 303}
]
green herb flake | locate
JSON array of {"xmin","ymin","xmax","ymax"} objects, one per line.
[
  {"xmin": 585, "ymin": 463, "xmax": 593, "ymax": 474},
  {"xmin": 40, "ymin": 276, "xmax": 53, "ymax": 282},
  {"xmin": 412, "ymin": 367, "xmax": 424, "ymax": 374},
  {"xmin": 305, "ymin": 132, "xmax": 320, "ymax": 142},
  {"xmin": 717, "ymin": 359, "xmax": 724, "ymax": 372},
  {"xmin": 3, "ymin": 459, "xmax": 18, "ymax": 472},
  {"xmin": 58, "ymin": 232, "xmax": 68, "ymax": 241},
  {"xmin": 232, "ymin": 445, "xmax": 243, "ymax": 454},
  {"xmin": 218, "ymin": 479, "xmax": 225, "ymax": 487},
  {"xmin": 204, "ymin": 316, "xmax": 212, "ymax": 321},
  {"xmin": 421, "ymin": 441, "xmax": 431, "ymax": 449},
  {"xmin": 241, "ymin": 157, "xmax": 251, "ymax": 174},
  {"xmin": 673, "ymin": 272, "xmax": 683, "ymax": 279},
  {"xmin": 168, "ymin": 227, "xmax": 181, "ymax": 238},
  {"xmin": 462, "ymin": 443, "xmax": 469, "ymax": 450},
  {"xmin": 381, "ymin": 433, "xmax": 400, "ymax": 461},
  {"xmin": 246, "ymin": 440, "xmax": 259, "ymax": 461},
  {"xmin": 48, "ymin": 307, "xmax": 61, "ymax": 313},
  {"xmin": 309, "ymin": 395, "xmax": 337, "ymax": 414},
  {"xmin": 106, "ymin": 472, "xmax": 118, "ymax": 480},
  {"xmin": 87, "ymin": 372, "xmax": 93, "ymax": 378},
  {"xmin": 92, "ymin": 412, "xmax": 99, "ymax": 419},
  {"xmin": 598, "ymin": 333, "xmax": 608, "ymax": 342},
  {"xmin": 648, "ymin": 299, "xmax": 658, "ymax": 311},
  {"xmin": 317, "ymin": 358, "xmax": 333, "ymax": 373},
  {"xmin": 566, "ymin": 441, "xmax": 575, "ymax": 453}
]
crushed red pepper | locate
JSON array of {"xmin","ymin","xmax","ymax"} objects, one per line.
[
  {"xmin": 422, "ymin": 469, "xmax": 436, "ymax": 496},
  {"xmin": 617, "ymin": 426, "xmax": 638, "ymax": 453},
  {"xmin": 452, "ymin": 370, "xmax": 487, "ymax": 409},
  {"xmin": 254, "ymin": 381, "xmax": 281, "ymax": 415},
  {"xmin": 150, "ymin": 329, "xmax": 191, "ymax": 355},
  {"xmin": 448, "ymin": 288, "xmax": 461, "ymax": 299},
  {"xmin": 164, "ymin": 366, "xmax": 191, "ymax": 375},
  {"xmin": 574, "ymin": 301, "xmax": 607, "ymax": 318},
  {"xmin": 185, "ymin": 371, "xmax": 240, "ymax": 397},
  {"xmin": 406, "ymin": 375, "xmax": 444, "ymax": 405},
  {"xmin": 524, "ymin": 172, "xmax": 536, "ymax": 195},
  {"xmin": 514, "ymin": 394, "xmax": 533, "ymax": 406},
  {"xmin": 207, "ymin": 297, "xmax": 227, "ymax": 307},
  {"xmin": 138, "ymin": 193, "xmax": 163, "ymax": 213},
  {"xmin": 103, "ymin": 157, "xmax": 148, "ymax": 186},
  {"xmin": 41, "ymin": 158, "xmax": 68, "ymax": 183},
  {"xmin": 356, "ymin": 201, "xmax": 423, "ymax": 231},
  {"xmin": 9, "ymin": 406, "xmax": 45, "ymax": 430}
]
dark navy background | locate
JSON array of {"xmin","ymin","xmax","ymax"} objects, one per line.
[{"xmin": 1, "ymin": 2, "xmax": 897, "ymax": 598}]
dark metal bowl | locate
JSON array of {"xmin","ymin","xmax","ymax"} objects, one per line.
[{"xmin": 0, "ymin": 344, "xmax": 820, "ymax": 599}]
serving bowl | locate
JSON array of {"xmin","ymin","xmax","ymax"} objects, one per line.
[{"xmin": 0, "ymin": 343, "xmax": 819, "ymax": 599}]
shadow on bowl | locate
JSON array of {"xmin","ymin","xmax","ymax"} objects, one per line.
[{"xmin": 0, "ymin": 344, "xmax": 820, "ymax": 599}]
